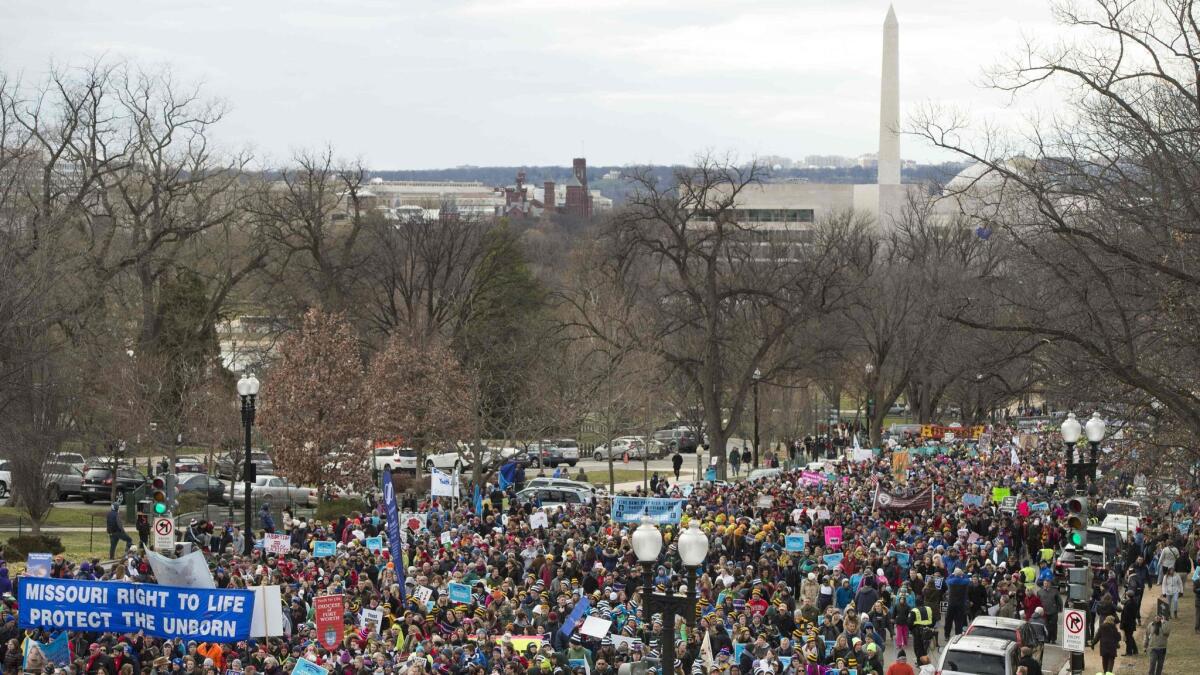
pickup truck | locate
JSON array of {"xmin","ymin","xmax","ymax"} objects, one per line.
[{"xmin": 229, "ymin": 476, "xmax": 318, "ymax": 507}]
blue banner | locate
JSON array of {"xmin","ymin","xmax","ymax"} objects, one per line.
[
  {"xmin": 498, "ymin": 462, "xmax": 517, "ymax": 490},
  {"xmin": 23, "ymin": 631, "xmax": 70, "ymax": 669},
  {"xmin": 448, "ymin": 582, "xmax": 472, "ymax": 604},
  {"xmin": 19, "ymin": 578, "xmax": 254, "ymax": 642},
  {"xmin": 382, "ymin": 468, "xmax": 406, "ymax": 606},
  {"xmin": 559, "ymin": 596, "xmax": 590, "ymax": 638},
  {"xmin": 610, "ymin": 497, "xmax": 685, "ymax": 524},
  {"xmin": 822, "ymin": 553, "xmax": 844, "ymax": 568},
  {"xmin": 785, "ymin": 534, "xmax": 807, "ymax": 552},
  {"xmin": 313, "ymin": 541, "xmax": 336, "ymax": 558},
  {"xmin": 292, "ymin": 657, "xmax": 329, "ymax": 675}
]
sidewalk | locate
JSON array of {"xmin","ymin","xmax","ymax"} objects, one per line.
[{"xmin": 1082, "ymin": 578, "xmax": 1196, "ymax": 674}]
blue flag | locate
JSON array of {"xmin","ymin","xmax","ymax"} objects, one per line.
[
  {"xmin": 559, "ymin": 596, "xmax": 590, "ymax": 638},
  {"xmin": 383, "ymin": 468, "xmax": 406, "ymax": 607},
  {"xmin": 498, "ymin": 462, "xmax": 517, "ymax": 490},
  {"xmin": 473, "ymin": 484, "xmax": 483, "ymax": 515}
]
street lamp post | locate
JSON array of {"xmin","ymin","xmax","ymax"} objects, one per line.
[
  {"xmin": 1060, "ymin": 412, "xmax": 1084, "ymax": 491},
  {"xmin": 237, "ymin": 373, "xmax": 260, "ymax": 555},
  {"xmin": 1084, "ymin": 412, "xmax": 1106, "ymax": 487},
  {"xmin": 633, "ymin": 518, "xmax": 708, "ymax": 674},
  {"xmin": 864, "ymin": 363, "xmax": 875, "ymax": 443},
  {"xmin": 752, "ymin": 369, "xmax": 762, "ymax": 469}
]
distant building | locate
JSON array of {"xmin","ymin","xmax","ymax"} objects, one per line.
[{"xmin": 218, "ymin": 315, "xmax": 289, "ymax": 373}]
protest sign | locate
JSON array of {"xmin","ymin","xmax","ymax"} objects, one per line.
[
  {"xmin": 872, "ymin": 486, "xmax": 933, "ymax": 512},
  {"xmin": 412, "ymin": 586, "xmax": 433, "ymax": 605},
  {"xmin": 439, "ymin": 532, "xmax": 452, "ymax": 545},
  {"xmin": 264, "ymin": 534, "xmax": 290, "ymax": 555},
  {"xmin": 509, "ymin": 636, "xmax": 543, "ymax": 652},
  {"xmin": 785, "ymin": 534, "xmax": 806, "ymax": 552},
  {"xmin": 21, "ymin": 631, "xmax": 70, "ymax": 670},
  {"xmin": 1030, "ymin": 502, "xmax": 1049, "ymax": 512},
  {"xmin": 249, "ymin": 586, "xmax": 285, "ymax": 638},
  {"xmin": 448, "ymin": 582, "xmax": 472, "ymax": 604},
  {"xmin": 530, "ymin": 511, "xmax": 549, "ymax": 529},
  {"xmin": 800, "ymin": 471, "xmax": 825, "ymax": 485},
  {"xmin": 560, "ymin": 596, "xmax": 591, "ymax": 637},
  {"xmin": 992, "ymin": 486, "xmax": 1011, "ymax": 503},
  {"xmin": 431, "ymin": 468, "xmax": 459, "ymax": 497},
  {"xmin": 580, "ymin": 616, "xmax": 612, "ymax": 638},
  {"xmin": 610, "ymin": 497, "xmax": 685, "ymax": 524},
  {"xmin": 26, "ymin": 553, "xmax": 52, "ymax": 578},
  {"xmin": 19, "ymin": 578, "xmax": 255, "ymax": 642},
  {"xmin": 887, "ymin": 551, "xmax": 911, "ymax": 568},
  {"xmin": 569, "ymin": 660, "xmax": 591, "ymax": 675},
  {"xmin": 822, "ymin": 553, "xmax": 844, "ymax": 569},
  {"xmin": 961, "ymin": 494, "xmax": 985, "ymax": 507},
  {"xmin": 313, "ymin": 541, "xmax": 337, "ymax": 558},
  {"xmin": 360, "ymin": 608, "xmax": 383, "ymax": 635},
  {"xmin": 823, "ymin": 526, "xmax": 842, "ymax": 549},
  {"xmin": 292, "ymin": 657, "xmax": 329, "ymax": 675},
  {"xmin": 365, "ymin": 536, "xmax": 383, "ymax": 553},
  {"xmin": 314, "ymin": 595, "xmax": 344, "ymax": 650}
]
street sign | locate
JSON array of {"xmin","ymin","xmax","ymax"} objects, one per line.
[
  {"xmin": 1062, "ymin": 608, "xmax": 1086, "ymax": 652},
  {"xmin": 153, "ymin": 516, "xmax": 175, "ymax": 551}
]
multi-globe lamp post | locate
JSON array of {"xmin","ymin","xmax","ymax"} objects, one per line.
[
  {"xmin": 237, "ymin": 372, "xmax": 260, "ymax": 555},
  {"xmin": 633, "ymin": 517, "xmax": 709, "ymax": 674}
]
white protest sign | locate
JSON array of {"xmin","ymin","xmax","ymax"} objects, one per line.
[
  {"xmin": 412, "ymin": 586, "xmax": 433, "ymax": 605},
  {"xmin": 264, "ymin": 533, "xmax": 290, "ymax": 555},
  {"xmin": 249, "ymin": 585, "xmax": 285, "ymax": 637},
  {"xmin": 530, "ymin": 511, "xmax": 549, "ymax": 529},
  {"xmin": 360, "ymin": 608, "xmax": 383, "ymax": 635},
  {"xmin": 580, "ymin": 616, "xmax": 612, "ymax": 638}
]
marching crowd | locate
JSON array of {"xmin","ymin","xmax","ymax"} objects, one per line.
[{"xmin": 4, "ymin": 425, "xmax": 1199, "ymax": 675}]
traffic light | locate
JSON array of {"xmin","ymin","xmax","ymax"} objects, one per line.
[
  {"xmin": 1066, "ymin": 495, "xmax": 1088, "ymax": 548},
  {"xmin": 1068, "ymin": 566, "xmax": 1091, "ymax": 602},
  {"xmin": 151, "ymin": 477, "xmax": 168, "ymax": 515}
]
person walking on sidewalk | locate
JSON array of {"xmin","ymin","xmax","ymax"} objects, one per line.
[
  {"xmin": 1161, "ymin": 567, "xmax": 1183, "ymax": 619},
  {"xmin": 1143, "ymin": 613, "xmax": 1171, "ymax": 675},
  {"xmin": 672, "ymin": 451, "xmax": 683, "ymax": 481},
  {"xmin": 1090, "ymin": 615, "xmax": 1120, "ymax": 674}
]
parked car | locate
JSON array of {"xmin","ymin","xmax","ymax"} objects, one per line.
[
  {"xmin": 524, "ymin": 477, "xmax": 596, "ymax": 495},
  {"xmin": 81, "ymin": 466, "xmax": 149, "ymax": 503},
  {"xmin": 513, "ymin": 486, "xmax": 592, "ymax": 508},
  {"xmin": 592, "ymin": 438, "xmax": 645, "ymax": 461},
  {"xmin": 176, "ymin": 472, "xmax": 226, "ymax": 504},
  {"xmin": 374, "ymin": 446, "xmax": 418, "ymax": 473},
  {"xmin": 0, "ymin": 461, "xmax": 11, "ymax": 499},
  {"xmin": 45, "ymin": 462, "xmax": 85, "ymax": 501},
  {"xmin": 229, "ymin": 475, "xmax": 318, "ymax": 507},
  {"xmin": 935, "ymin": 635, "xmax": 1016, "ymax": 675},
  {"xmin": 49, "ymin": 452, "xmax": 87, "ymax": 472},
  {"xmin": 216, "ymin": 451, "xmax": 274, "ymax": 479},
  {"xmin": 424, "ymin": 448, "xmax": 464, "ymax": 473},
  {"xmin": 83, "ymin": 455, "xmax": 128, "ymax": 471},
  {"xmin": 174, "ymin": 457, "xmax": 207, "ymax": 474},
  {"xmin": 526, "ymin": 440, "xmax": 578, "ymax": 468},
  {"xmin": 652, "ymin": 428, "xmax": 699, "ymax": 453},
  {"xmin": 1102, "ymin": 498, "xmax": 1143, "ymax": 519},
  {"xmin": 747, "ymin": 468, "xmax": 783, "ymax": 483}
]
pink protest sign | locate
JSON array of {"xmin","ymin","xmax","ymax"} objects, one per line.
[{"xmin": 824, "ymin": 525, "xmax": 843, "ymax": 549}]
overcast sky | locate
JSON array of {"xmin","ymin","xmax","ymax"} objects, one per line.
[{"xmin": 0, "ymin": 0, "xmax": 1066, "ymax": 169}]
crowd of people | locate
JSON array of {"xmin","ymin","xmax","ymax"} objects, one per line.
[{"xmin": 5, "ymin": 424, "xmax": 1199, "ymax": 675}]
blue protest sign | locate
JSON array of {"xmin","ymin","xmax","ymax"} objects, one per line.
[
  {"xmin": 448, "ymin": 582, "xmax": 472, "ymax": 604},
  {"xmin": 961, "ymin": 494, "xmax": 984, "ymax": 507},
  {"xmin": 785, "ymin": 535, "xmax": 806, "ymax": 552},
  {"xmin": 26, "ymin": 553, "xmax": 52, "ymax": 578},
  {"xmin": 890, "ymin": 551, "xmax": 911, "ymax": 568},
  {"xmin": 19, "ymin": 578, "xmax": 254, "ymax": 642},
  {"xmin": 292, "ymin": 657, "xmax": 329, "ymax": 675},
  {"xmin": 733, "ymin": 644, "xmax": 745, "ymax": 663},
  {"xmin": 822, "ymin": 553, "xmax": 844, "ymax": 568},
  {"xmin": 777, "ymin": 656, "xmax": 792, "ymax": 672},
  {"xmin": 1029, "ymin": 502, "xmax": 1049, "ymax": 512},
  {"xmin": 559, "ymin": 596, "xmax": 590, "ymax": 637},
  {"xmin": 610, "ymin": 497, "xmax": 685, "ymax": 524},
  {"xmin": 704, "ymin": 467, "xmax": 717, "ymax": 481},
  {"xmin": 365, "ymin": 536, "xmax": 383, "ymax": 553},
  {"xmin": 313, "ymin": 541, "xmax": 337, "ymax": 558},
  {"xmin": 1178, "ymin": 519, "xmax": 1193, "ymax": 534}
]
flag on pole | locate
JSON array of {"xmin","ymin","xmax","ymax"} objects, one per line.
[
  {"xmin": 498, "ymin": 462, "xmax": 517, "ymax": 490},
  {"xmin": 473, "ymin": 484, "xmax": 483, "ymax": 514},
  {"xmin": 383, "ymin": 468, "xmax": 406, "ymax": 607}
]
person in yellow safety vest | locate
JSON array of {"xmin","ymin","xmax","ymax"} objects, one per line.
[
  {"xmin": 1021, "ymin": 563, "xmax": 1038, "ymax": 591},
  {"xmin": 909, "ymin": 602, "xmax": 934, "ymax": 661}
]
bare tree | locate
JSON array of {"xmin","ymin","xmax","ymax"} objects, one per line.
[
  {"xmin": 912, "ymin": 0, "xmax": 1200, "ymax": 452},
  {"xmin": 566, "ymin": 156, "xmax": 870, "ymax": 478}
]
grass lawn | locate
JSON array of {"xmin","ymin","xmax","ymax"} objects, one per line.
[
  {"xmin": 581, "ymin": 468, "xmax": 654, "ymax": 486},
  {"xmin": 3, "ymin": 531, "xmax": 111, "ymax": 573},
  {"xmin": 0, "ymin": 504, "xmax": 113, "ymax": 528}
]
